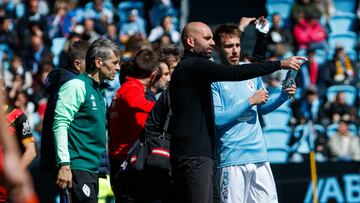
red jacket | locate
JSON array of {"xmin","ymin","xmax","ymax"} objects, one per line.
[
  {"xmin": 293, "ymin": 18, "xmax": 326, "ymax": 49},
  {"xmin": 109, "ymin": 77, "xmax": 155, "ymax": 160}
]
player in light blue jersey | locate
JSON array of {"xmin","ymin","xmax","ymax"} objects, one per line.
[{"xmin": 212, "ymin": 18, "xmax": 300, "ymax": 203}]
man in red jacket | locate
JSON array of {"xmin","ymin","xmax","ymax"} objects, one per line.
[{"xmin": 108, "ymin": 49, "xmax": 159, "ymax": 202}]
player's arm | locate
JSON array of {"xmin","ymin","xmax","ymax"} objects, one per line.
[
  {"xmin": 212, "ymin": 83, "xmax": 253, "ymax": 127},
  {"xmin": 14, "ymin": 113, "xmax": 36, "ymax": 168},
  {"xmin": 258, "ymin": 83, "xmax": 296, "ymax": 114}
]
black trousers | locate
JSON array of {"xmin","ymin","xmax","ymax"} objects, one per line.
[
  {"xmin": 109, "ymin": 158, "xmax": 140, "ymax": 203},
  {"xmin": 110, "ymin": 158, "xmax": 173, "ymax": 203},
  {"xmin": 171, "ymin": 155, "xmax": 215, "ymax": 203},
  {"xmin": 68, "ymin": 170, "xmax": 99, "ymax": 203}
]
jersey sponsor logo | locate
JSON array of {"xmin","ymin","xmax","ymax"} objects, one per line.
[
  {"xmin": 22, "ymin": 120, "xmax": 31, "ymax": 135},
  {"xmin": 247, "ymin": 80, "xmax": 255, "ymax": 92},
  {"xmin": 237, "ymin": 110, "xmax": 256, "ymax": 122},
  {"xmin": 82, "ymin": 184, "xmax": 91, "ymax": 197}
]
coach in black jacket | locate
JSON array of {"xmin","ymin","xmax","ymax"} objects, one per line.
[{"xmin": 169, "ymin": 21, "xmax": 305, "ymax": 203}]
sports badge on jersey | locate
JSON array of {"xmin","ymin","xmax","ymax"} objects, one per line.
[{"xmin": 247, "ymin": 80, "xmax": 255, "ymax": 92}]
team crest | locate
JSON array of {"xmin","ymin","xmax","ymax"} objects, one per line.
[
  {"xmin": 247, "ymin": 80, "xmax": 255, "ymax": 91},
  {"xmin": 82, "ymin": 184, "xmax": 91, "ymax": 197}
]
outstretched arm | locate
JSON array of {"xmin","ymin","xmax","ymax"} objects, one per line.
[{"xmin": 195, "ymin": 56, "xmax": 306, "ymax": 83}]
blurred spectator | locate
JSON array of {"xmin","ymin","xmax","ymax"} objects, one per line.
[
  {"xmin": 104, "ymin": 23, "xmax": 121, "ymax": 45},
  {"xmin": 66, "ymin": 0, "xmax": 84, "ymax": 24},
  {"xmin": 13, "ymin": 91, "xmax": 36, "ymax": 130},
  {"xmin": 148, "ymin": 15, "xmax": 180, "ymax": 44},
  {"xmin": 268, "ymin": 13, "xmax": 294, "ymax": 56},
  {"xmin": 293, "ymin": 12, "xmax": 326, "ymax": 50},
  {"xmin": 0, "ymin": 1, "xmax": 17, "ymax": 18},
  {"xmin": 3, "ymin": 55, "xmax": 32, "ymax": 90},
  {"xmin": 7, "ymin": 74, "xmax": 26, "ymax": 101},
  {"xmin": 122, "ymin": 32, "xmax": 150, "ymax": 60},
  {"xmin": 83, "ymin": 0, "xmax": 111, "ymax": 35},
  {"xmin": 119, "ymin": 9, "xmax": 146, "ymax": 44},
  {"xmin": 313, "ymin": 0, "xmax": 334, "ymax": 21},
  {"xmin": 149, "ymin": 0, "xmax": 176, "ymax": 28},
  {"xmin": 292, "ymin": 0, "xmax": 322, "ymax": 23},
  {"xmin": 151, "ymin": 33, "xmax": 173, "ymax": 51},
  {"xmin": 83, "ymin": 0, "xmax": 114, "ymax": 24},
  {"xmin": 328, "ymin": 119, "xmax": 360, "ymax": 161},
  {"xmin": 0, "ymin": 16, "xmax": 18, "ymax": 50},
  {"xmin": 47, "ymin": 0, "xmax": 72, "ymax": 38},
  {"xmin": 291, "ymin": 87, "xmax": 321, "ymax": 124},
  {"xmin": 324, "ymin": 92, "xmax": 355, "ymax": 123},
  {"xmin": 324, "ymin": 47, "xmax": 357, "ymax": 86},
  {"xmin": 81, "ymin": 18, "xmax": 100, "ymax": 43},
  {"xmin": 296, "ymin": 48, "xmax": 319, "ymax": 89},
  {"xmin": 262, "ymin": 53, "xmax": 286, "ymax": 89},
  {"xmin": 17, "ymin": 0, "xmax": 49, "ymax": 50},
  {"xmin": 31, "ymin": 57, "xmax": 54, "ymax": 104},
  {"xmin": 23, "ymin": 34, "xmax": 52, "ymax": 74}
]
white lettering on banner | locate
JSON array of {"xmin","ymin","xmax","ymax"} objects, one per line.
[
  {"xmin": 344, "ymin": 174, "xmax": 360, "ymax": 203},
  {"xmin": 304, "ymin": 174, "xmax": 360, "ymax": 203}
]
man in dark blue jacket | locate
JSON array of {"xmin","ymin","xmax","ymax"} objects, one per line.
[{"xmin": 40, "ymin": 40, "xmax": 90, "ymax": 175}]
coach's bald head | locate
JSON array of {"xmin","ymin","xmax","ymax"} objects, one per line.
[{"xmin": 181, "ymin": 22, "xmax": 215, "ymax": 58}]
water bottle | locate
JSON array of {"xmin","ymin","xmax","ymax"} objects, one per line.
[
  {"xmin": 282, "ymin": 69, "xmax": 298, "ymax": 89},
  {"xmin": 282, "ymin": 58, "xmax": 307, "ymax": 89}
]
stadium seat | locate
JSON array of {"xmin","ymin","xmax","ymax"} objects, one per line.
[
  {"xmin": 266, "ymin": 0, "xmax": 294, "ymax": 19},
  {"xmin": 326, "ymin": 123, "xmax": 358, "ymax": 138},
  {"xmin": 326, "ymin": 85, "xmax": 356, "ymax": 105},
  {"xmin": 296, "ymin": 49, "xmax": 306, "ymax": 57},
  {"xmin": 263, "ymin": 126, "xmax": 291, "ymax": 149},
  {"xmin": 333, "ymin": 0, "xmax": 357, "ymax": 13},
  {"xmin": 266, "ymin": 0, "xmax": 294, "ymax": 27},
  {"xmin": 267, "ymin": 148, "xmax": 289, "ymax": 163},
  {"xmin": 0, "ymin": 44, "xmax": 11, "ymax": 59},
  {"xmin": 314, "ymin": 49, "xmax": 327, "ymax": 65},
  {"xmin": 328, "ymin": 31, "xmax": 357, "ymax": 53},
  {"xmin": 329, "ymin": 14, "xmax": 356, "ymax": 33},
  {"xmin": 262, "ymin": 107, "xmax": 292, "ymax": 127},
  {"xmin": 292, "ymin": 124, "xmax": 325, "ymax": 154},
  {"xmin": 346, "ymin": 49, "xmax": 357, "ymax": 61},
  {"xmin": 51, "ymin": 37, "xmax": 67, "ymax": 67}
]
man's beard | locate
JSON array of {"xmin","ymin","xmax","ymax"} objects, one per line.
[{"xmin": 155, "ymin": 82, "xmax": 169, "ymax": 93}]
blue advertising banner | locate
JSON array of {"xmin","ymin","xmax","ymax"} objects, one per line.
[{"xmin": 272, "ymin": 162, "xmax": 360, "ymax": 203}]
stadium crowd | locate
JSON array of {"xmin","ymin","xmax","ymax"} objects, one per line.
[{"xmin": 0, "ymin": 0, "xmax": 360, "ymax": 202}]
